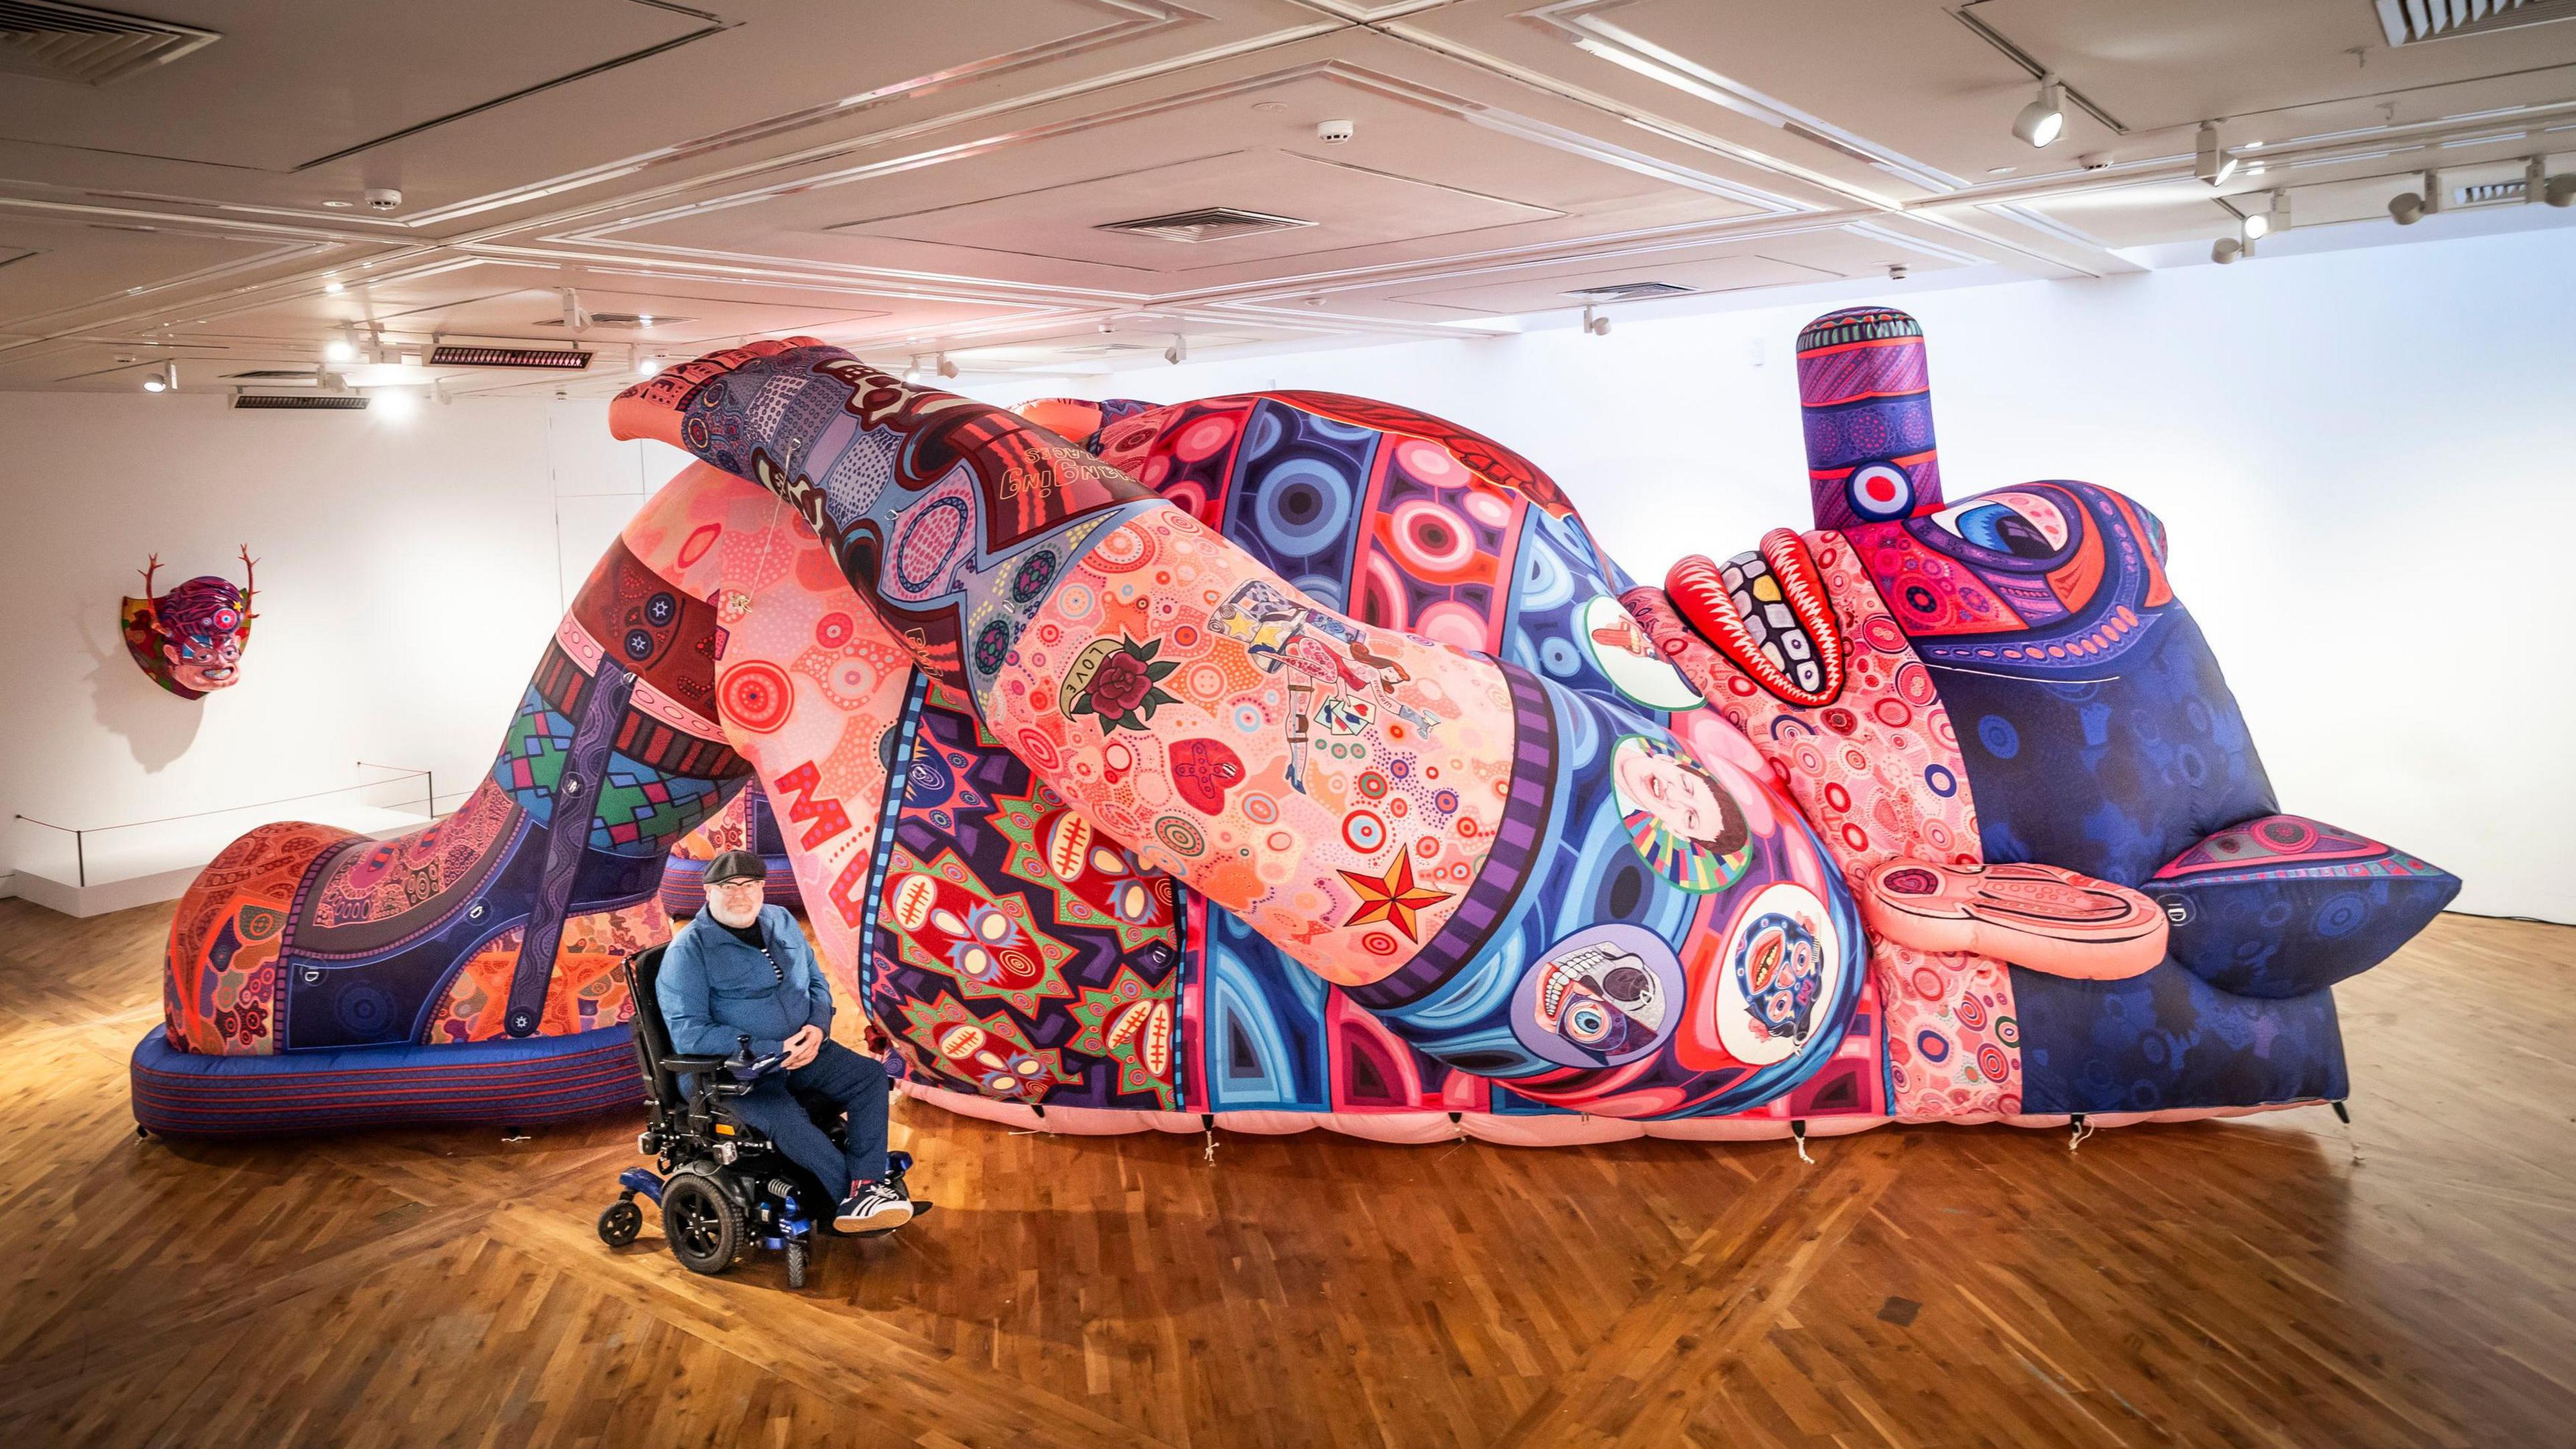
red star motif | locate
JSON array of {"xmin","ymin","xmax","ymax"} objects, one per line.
[{"xmin": 1338, "ymin": 853, "xmax": 1454, "ymax": 943}]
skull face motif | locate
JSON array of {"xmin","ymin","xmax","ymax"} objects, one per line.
[
  {"xmin": 1510, "ymin": 924, "xmax": 1687, "ymax": 1069},
  {"xmin": 1538, "ymin": 945, "xmax": 1666, "ymax": 1059},
  {"xmin": 123, "ymin": 549, "xmax": 256, "ymax": 700}
]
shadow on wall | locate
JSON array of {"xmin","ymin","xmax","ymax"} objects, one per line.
[{"xmin": 81, "ymin": 609, "xmax": 201, "ymax": 771}]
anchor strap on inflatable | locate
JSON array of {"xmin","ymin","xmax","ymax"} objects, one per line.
[
  {"xmin": 506, "ymin": 659, "xmax": 638, "ymax": 1036},
  {"xmin": 1666, "ymin": 527, "xmax": 1845, "ymax": 708}
]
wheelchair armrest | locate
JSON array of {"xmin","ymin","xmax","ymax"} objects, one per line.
[{"xmin": 660, "ymin": 1055, "xmax": 731, "ymax": 1075}]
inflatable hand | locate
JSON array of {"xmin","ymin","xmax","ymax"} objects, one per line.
[
  {"xmin": 1636, "ymin": 307, "xmax": 2459, "ymax": 1119},
  {"xmin": 1861, "ymin": 859, "xmax": 2165, "ymax": 979}
]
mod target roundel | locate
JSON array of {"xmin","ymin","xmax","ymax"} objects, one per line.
[{"xmin": 1845, "ymin": 462, "xmax": 1915, "ymax": 521}]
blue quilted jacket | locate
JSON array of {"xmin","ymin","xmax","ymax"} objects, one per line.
[{"xmin": 654, "ymin": 904, "xmax": 834, "ymax": 1061}]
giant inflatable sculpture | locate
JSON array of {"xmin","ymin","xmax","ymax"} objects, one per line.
[{"xmin": 133, "ymin": 309, "xmax": 2457, "ymax": 1144}]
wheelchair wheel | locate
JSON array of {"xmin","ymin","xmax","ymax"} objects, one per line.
[
  {"xmin": 661, "ymin": 1175, "xmax": 742, "ymax": 1275},
  {"xmin": 785, "ymin": 1236, "xmax": 808, "ymax": 1289},
  {"xmin": 597, "ymin": 1198, "xmax": 643, "ymax": 1248}
]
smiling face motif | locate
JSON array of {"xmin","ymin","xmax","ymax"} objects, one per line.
[
  {"xmin": 1617, "ymin": 746, "xmax": 1727, "ymax": 846},
  {"xmin": 1610, "ymin": 735, "xmax": 1752, "ymax": 893},
  {"xmin": 164, "ymin": 631, "xmax": 244, "ymax": 692},
  {"xmin": 128, "ymin": 568, "xmax": 253, "ymax": 698}
]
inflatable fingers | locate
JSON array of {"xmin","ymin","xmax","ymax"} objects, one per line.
[
  {"xmin": 2146, "ymin": 815, "xmax": 2459, "ymax": 998},
  {"xmin": 1862, "ymin": 858, "xmax": 2165, "ymax": 979}
]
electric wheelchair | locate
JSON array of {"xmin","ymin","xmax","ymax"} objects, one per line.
[{"xmin": 596, "ymin": 943, "xmax": 927, "ymax": 1289}]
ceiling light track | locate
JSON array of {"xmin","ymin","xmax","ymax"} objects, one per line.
[
  {"xmin": 1948, "ymin": 3, "xmax": 2129, "ymax": 135},
  {"xmin": 1909, "ymin": 101, "xmax": 2576, "ymax": 213}
]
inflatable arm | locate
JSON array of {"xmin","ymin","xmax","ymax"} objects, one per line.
[{"xmin": 610, "ymin": 341, "xmax": 1866, "ymax": 1118}]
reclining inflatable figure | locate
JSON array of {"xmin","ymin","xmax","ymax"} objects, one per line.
[{"xmin": 133, "ymin": 308, "xmax": 2456, "ymax": 1143}]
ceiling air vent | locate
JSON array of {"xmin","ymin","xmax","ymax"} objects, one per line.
[
  {"xmin": 1563, "ymin": 281, "xmax": 1697, "ymax": 303},
  {"xmin": 233, "ymin": 393, "xmax": 368, "ymax": 411},
  {"xmin": 2455, "ymin": 178, "xmax": 2532, "ymax": 205},
  {"xmin": 0, "ymin": 0, "xmax": 218, "ymax": 86},
  {"xmin": 429, "ymin": 344, "xmax": 592, "ymax": 369},
  {"xmin": 1095, "ymin": 207, "xmax": 1314, "ymax": 244},
  {"xmin": 2375, "ymin": 0, "xmax": 2576, "ymax": 46}
]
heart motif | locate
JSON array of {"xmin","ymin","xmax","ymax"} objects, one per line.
[{"xmin": 1169, "ymin": 737, "xmax": 1245, "ymax": 815}]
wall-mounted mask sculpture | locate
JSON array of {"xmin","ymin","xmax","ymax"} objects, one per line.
[{"xmin": 123, "ymin": 547, "xmax": 256, "ymax": 698}]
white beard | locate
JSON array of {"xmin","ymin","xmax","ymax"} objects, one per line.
[{"xmin": 708, "ymin": 896, "xmax": 761, "ymax": 930}]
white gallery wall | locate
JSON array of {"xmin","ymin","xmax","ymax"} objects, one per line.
[
  {"xmin": 1, "ymin": 225, "xmax": 2566, "ymax": 921},
  {"xmin": 1104, "ymin": 226, "xmax": 2576, "ymax": 924},
  {"xmin": 0, "ymin": 392, "xmax": 682, "ymax": 892}
]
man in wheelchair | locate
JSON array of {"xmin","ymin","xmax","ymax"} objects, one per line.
[{"xmin": 655, "ymin": 850, "xmax": 912, "ymax": 1234}]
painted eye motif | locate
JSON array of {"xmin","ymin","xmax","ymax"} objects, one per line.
[{"xmin": 1566, "ymin": 1002, "xmax": 1611, "ymax": 1044}]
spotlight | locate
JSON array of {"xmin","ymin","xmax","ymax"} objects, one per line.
[
  {"xmin": 142, "ymin": 362, "xmax": 174, "ymax": 392},
  {"xmin": 322, "ymin": 278, "xmax": 344, "ymax": 294},
  {"xmin": 325, "ymin": 325, "xmax": 356, "ymax": 363},
  {"xmin": 1582, "ymin": 305, "xmax": 1610, "ymax": 336},
  {"xmin": 1163, "ymin": 335, "xmax": 1187, "ymax": 366},
  {"xmin": 2011, "ymin": 78, "xmax": 2065, "ymax": 149},
  {"xmin": 2544, "ymin": 162, "xmax": 2576, "ymax": 207},
  {"xmin": 936, "ymin": 354, "xmax": 958, "ymax": 380},
  {"xmin": 2390, "ymin": 170, "xmax": 2439, "ymax": 226},
  {"xmin": 2210, "ymin": 236, "xmax": 2243, "ymax": 265},
  {"xmin": 2242, "ymin": 211, "xmax": 2270, "ymax": 241},
  {"xmin": 2194, "ymin": 122, "xmax": 2237, "ymax": 186}
]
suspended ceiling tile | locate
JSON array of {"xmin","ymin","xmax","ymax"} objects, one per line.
[
  {"xmin": 829, "ymin": 146, "xmax": 1565, "ymax": 272},
  {"xmin": 0, "ymin": 0, "xmax": 709, "ymax": 173}
]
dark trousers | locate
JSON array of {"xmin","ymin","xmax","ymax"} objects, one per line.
[{"xmin": 726, "ymin": 1039, "xmax": 889, "ymax": 1195}]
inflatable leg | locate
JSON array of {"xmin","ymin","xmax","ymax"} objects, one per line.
[
  {"xmin": 612, "ymin": 343, "xmax": 1867, "ymax": 1120},
  {"xmin": 139, "ymin": 474, "xmax": 765, "ymax": 1132}
]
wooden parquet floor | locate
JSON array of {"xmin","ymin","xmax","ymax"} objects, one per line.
[{"xmin": 1, "ymin": 900, "xmax": 2569, "ymax": 1448}]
